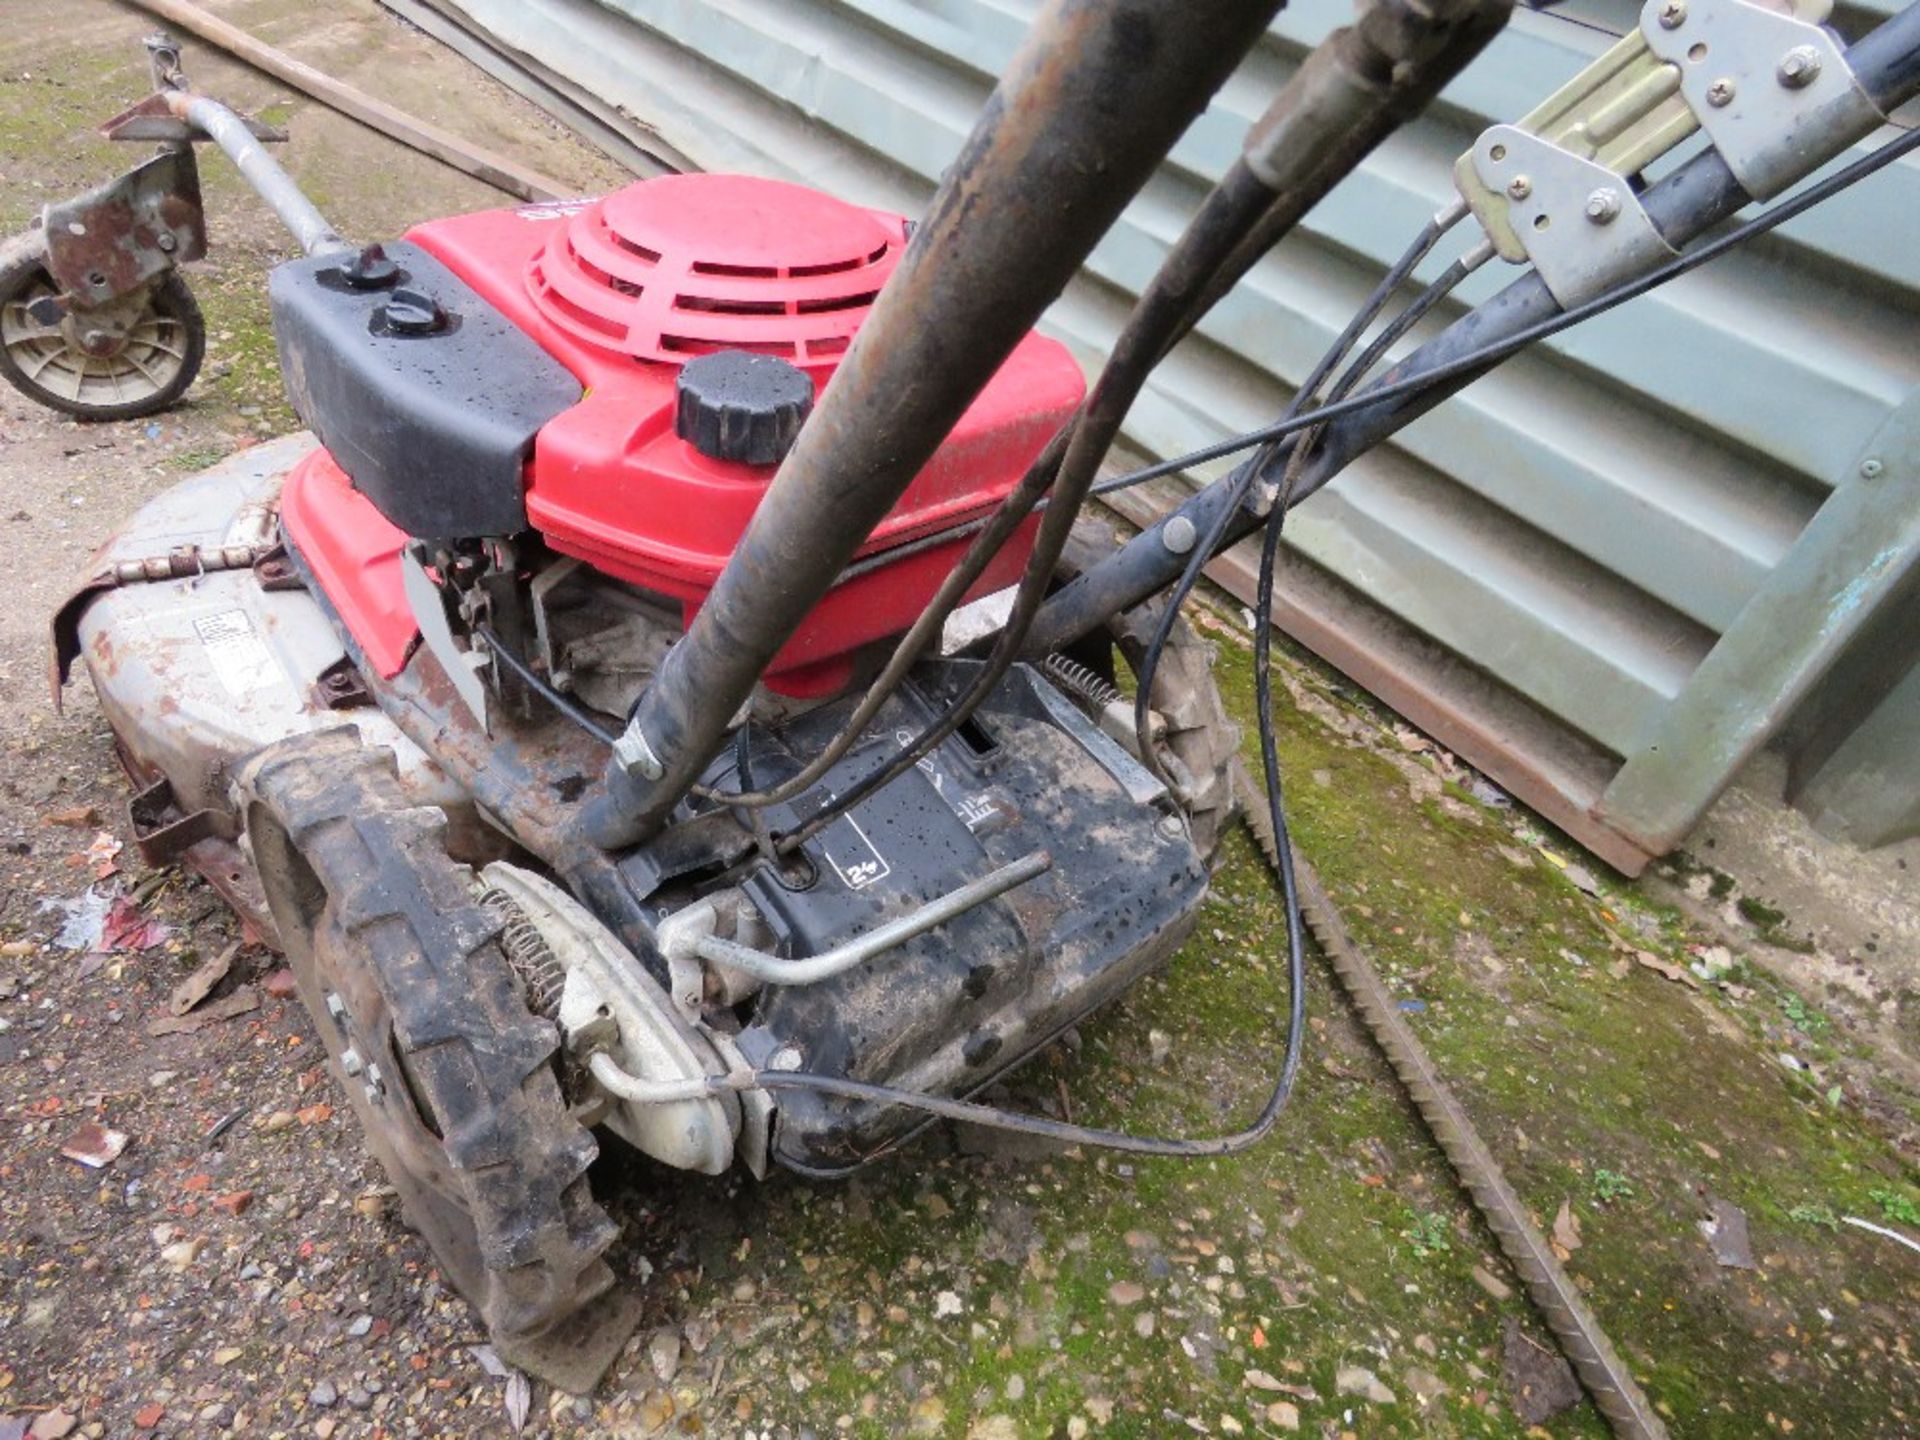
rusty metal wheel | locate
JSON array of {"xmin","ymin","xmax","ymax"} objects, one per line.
[
  {"xmin": 239, "ymin": 729, "xmax": 623, "ymax": 1378},
  {"xmin": 1052, "ymin": 517, "xmax": 1240, "ymax": 864}
]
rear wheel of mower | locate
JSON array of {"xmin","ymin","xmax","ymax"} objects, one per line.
[
  {"xmin": 1052, "ymin": 518, "xmax": 1241, "ymax": 865},
  {"xmin": 240, "ymin": 729, "xmax": 622, "ymax": 1373},
  {"xmin": 0, "ymin": 253, "xmax": 205, "ymax": 421}
]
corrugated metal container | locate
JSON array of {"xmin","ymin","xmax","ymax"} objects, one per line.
[{"xmin": 423, "ymin": 0, "xmax": 1920, "ymax": 871}]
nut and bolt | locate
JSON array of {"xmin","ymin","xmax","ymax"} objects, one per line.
[
  {"xmin": 339, "ymin": 1047, "xmax": 365, "ymax": 1077},
  {"xmin": 1658, "ymin": 0, "xmax": 1686, "ymax": 27},
  {"xmin": 1584, "ymin": 188, "xmax": 1623, "ymax": 225},
  {"xmin": 1860, "ymin": 457, "xmax": 1885, "ymax": 479},
  {"xmin": 1706, "ymin": 78, "xmax": 1737, "ymax": 107},
  {"xmin": 1162, "ymin": 514, "xmax": 1198, "ymax": 556},
  {"xmin": 325, "ymin": 992, "xmax": 349, "ymax": 1024},
  {"xmin": 1506, "ymin": 175, "xmax": 1533, "ymax": 201},
  {"xmin": 363, "ymin": 1063, "xmax": 386, "ymax": 1103},
  {"xmin": 612, "ymin": 722, "xmax": 664, "ymax": 780},
  {"xmin": 156, "ymin": 232, "xmax": 178, "ymax": 253},
  {"xmin": 1157, "ymin": 814, "xmax": 1187, "ymax": 841},
  {"xmin": 1776, "ymin": 45, "xmax": 1822, "ymax": 89}
]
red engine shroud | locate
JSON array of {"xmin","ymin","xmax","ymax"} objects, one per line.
[{"xmin": 284, "ymin": 175, "xmax": 1086, "ymax": 696}]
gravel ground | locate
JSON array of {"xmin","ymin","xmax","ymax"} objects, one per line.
[{"xmin": 4, "ymin": 4, "xmax": 1918, "ymax": 1439}]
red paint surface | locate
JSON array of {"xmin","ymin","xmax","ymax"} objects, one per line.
[
  {"xmin": 279, "ymin": 448, "xmax": 416, "ymax": 678},
  {"xmin": 292, "ymin": 175, "xmax": 1085, "ymax": 693}
]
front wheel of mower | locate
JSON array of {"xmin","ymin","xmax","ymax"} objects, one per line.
[
  {"xmin": 239, "ymin": 729, "xmax": 625, "ymax": 1381},
  {"xmin": 0, "ymin": 257, "xmax": 205, "ymax": 422}
]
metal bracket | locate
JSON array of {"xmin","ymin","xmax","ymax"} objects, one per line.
[
  {"xmin": 1469, "ymin": 126, "xmax": 1679, "ymax": 308},
  {"xmin": 101, "ymin": 91, "xmax": 289, "ymax": 146},
  {"xmin": 1640, "ymin": 0, "xmax": 1884, "ymax": 201},
  {"xmin": 41, "ymin": 149, "xmax": 208, "ymax": 305},
  {"xmin": 401, "ymin": 543, "xmax": 491, "ymax": 733}
]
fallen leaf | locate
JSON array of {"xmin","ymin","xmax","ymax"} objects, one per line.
[
  {"xmin": 469, "ymin": 1345, "xmax": 510, "ymax": 1380},
  {"xmin": 1501, "ymin": 1317, "xmax": 1580, "ymax": 1426},
  {"xmin": 504, "ymin": 1371, "xmax": 530, "ymax": 1433},
  {"xmin": 101, "ymin": 896, "xmax": 172, "ymax": 953},
  {"xmin": 262, "ymin": 967, "xmax": 299, "ymax": 998},
  {"xmin": 1107, "ymin": 1281, "xmax": 1145, "ymax": 1306},
  {"xmin": 169, "ymin": 942, "xmax": 240, "ymax": 1015},
  {"xmin": 1551, "ymin": 1199, "xmax": 1582, "ymax": 1257},
  {"xmin": 59, "ymin": 1122, "xmax": 129, "ymax": 1169},
  {"xmin": 1701, "ymin": 1195, "xmax": 1757, "ymax": 1269},
  {"xmin": 1563, "ymin": 864, "xmax": 1600, "ymax": 897},
  {"xmin": 145, "ymin": 986, "xmax": 259, "ymax": 1036},
  {"xmin": 41, "ymin": 805, "xmax": 100, "ymax": 828},
  {"xmin": 296, "ymin": 1102, "xmax": 334, "ymax": 1126},
  {"xmin": 1635, "ymin": 950, "xmax": 1700, "ymax": 989}
]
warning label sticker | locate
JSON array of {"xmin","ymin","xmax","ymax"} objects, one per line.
[{"xmin": 193, "ymin": 609, "xmax": 279, "ymax": 699}]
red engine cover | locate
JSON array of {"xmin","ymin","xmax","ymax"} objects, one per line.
[{"xmin": 388, "ymin": 174, "xmax": 1087, "ymax": 694}]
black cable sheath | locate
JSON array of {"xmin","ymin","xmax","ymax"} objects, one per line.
[{"xmin": 477, "ymin": 624, "xmax": 619, "ymax": 747}]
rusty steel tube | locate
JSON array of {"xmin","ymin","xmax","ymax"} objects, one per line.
[{"xmin": 581, "ymin": 0, "xmax": 1286, "ymax": 850}]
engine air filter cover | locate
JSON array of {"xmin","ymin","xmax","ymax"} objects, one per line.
[{"xmin": 527, "ymin": 174, "xmax": 904, "ymax": 367}]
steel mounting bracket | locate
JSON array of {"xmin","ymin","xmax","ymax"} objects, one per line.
[
  {"xmin": 1640, "ymin": 0, "xmax": 1884, "ymax": 201},
  {"xmin": 1469, "ymin": 125, "xmax": 1680, "ymax": 308}
]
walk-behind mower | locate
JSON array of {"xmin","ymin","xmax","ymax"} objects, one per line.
[{"xmin": 45, "ymin": 0, "xmax": 1920, "ymax": 1390}]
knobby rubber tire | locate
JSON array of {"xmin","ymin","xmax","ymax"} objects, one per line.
[{"xmin": 241, "ymin": 728, "xmax": 618, "ymax": 1346}]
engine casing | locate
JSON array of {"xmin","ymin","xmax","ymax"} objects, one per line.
[{"xmin": 271, "ymin": 175, "xmax": 1088, "ymax": 695}]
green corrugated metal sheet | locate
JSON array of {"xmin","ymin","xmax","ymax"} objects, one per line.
[{"xmin": 433, "ymin": 0, "xmax": 1920, "ymax": 866}]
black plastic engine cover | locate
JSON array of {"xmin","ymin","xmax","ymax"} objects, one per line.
[
  {"xmin": 269, "ymin": 240, "xmax": 580, "ymax": 539},
  {"xmin": 634, "ymin": 660, "xmax": 1209, "ymax": 1176}
]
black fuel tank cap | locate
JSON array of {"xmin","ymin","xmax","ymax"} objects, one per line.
[{"xmin": 674, "ymin": 350, "xmax": 814, "ymax": 466}]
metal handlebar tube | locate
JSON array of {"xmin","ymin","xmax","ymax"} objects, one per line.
[
  {"xmin": 1025, "ymin": 0, "xmax": 1920, "ymax": 658},
  {"xmin": 162, "ymin": 90, "xmax": 351, "ymax": 258},
  {"xmin": 577, "ymin": 0, "xmax": 1289, "ymax": 852},
  {"xmin": 1176, "ymin": 0, "xmax": 1512, "ymax": 340}
]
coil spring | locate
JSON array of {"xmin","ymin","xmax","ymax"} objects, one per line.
[
  {"xmin": 477, "ymin": 887, "xmax": 568, "ymax": 1023},
  {"xmin": 1041, "ymin": 651, "xmax": 1125, "ymax": 714}
]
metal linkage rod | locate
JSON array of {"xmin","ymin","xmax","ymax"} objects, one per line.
[
  {"xmin": 163, "ymin": 90, "xmax": 350, "ymax": 257},
  {"xmin": 659, "ymin": 851, "xmax": 1051, "ymax": 988}
]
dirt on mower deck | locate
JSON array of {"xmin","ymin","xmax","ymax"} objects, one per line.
[{"xmin": 2, "ymin": 3, "xmax": 1918, "ymax": 1439}]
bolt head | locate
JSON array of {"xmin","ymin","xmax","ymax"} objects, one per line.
[
  {"xmin": 1584, "ymin": 189, "xmax": 1622, "ymax": 225},
  {"xmin": 325, "ymin": 992, "xmax": 349, "ymax": 1023},
  {"xmin": 339, "ymin": 1046, "xmax": 364, "ymax": 1077},
  {"xmin": 1707, "ymin": 78, "xmax": 1736, "ymax": 107},
  {"xmin": 1658, "ymin": 0, "xmax": 1686, "ymax": 28},
  {"xmin": 612, "ymin": 723, "xmax": 664, "ymax": 780},
  {"xmin": 1860, "ymin": 458, "xmax": 1885, "ymax": 479},
  {"xmin": 1162, "ymin": 514, "xmax": 1198, "ymax": 556},
  {"xmin": 156, "ymin": 232, "xmax": 177, "ymax": 253},
  {"xmin": 1157, "ymin": 813, "xmax": 1186, "ymax": 841},
  {"xmin": 1777, "ymin": 45, "xmax": 1821, "ymax": 88},
  {"xmin": 1506, "ymin": 175, "xmax": 1532, "ymax": 201}
]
